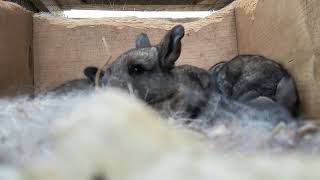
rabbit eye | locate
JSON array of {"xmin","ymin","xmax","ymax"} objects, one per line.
[{"xmin": 128, "ymin": 64, "xmax": 145, "ymax": 76}]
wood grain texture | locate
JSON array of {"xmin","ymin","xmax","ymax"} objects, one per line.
[
  {"xmin": 33, "ymin": 3, "xmax": 237, "ymax": 92},
  {"xmin": 236, "ymin": 0, "xmax": 320, "ymax": 118},
  {"xmin": 0, "ymin": 1, "xmax": 34, "ymax": 96},
  {"xmin": 56, "ymin": 0, "xmax": 234, "ymax": 10}
]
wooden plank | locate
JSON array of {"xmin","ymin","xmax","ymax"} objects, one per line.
[
  {"xmin": 235, "ymin": 0, "xmax": 320, "ymax": 119},
  {"xmin": 60, "ymin": 4, "xmax": 216, "ymax": 11},
  {"xmin": 79, "ymin": 0, "xmax": 204, "ymax": 5},
  {"xmin": 55, "ymin": 0, "xmax": 234, "ymax": 10},
  {"xmin": 0, "ymin": 1, "xmax": 34, "ymax": 96},
  {"xmin": 33, "ymin": 4, "xmax": 237, "ymax": 92}
]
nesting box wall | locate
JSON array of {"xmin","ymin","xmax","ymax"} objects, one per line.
[
  {"xmin": 235, "ymin": 0, "xmax": 320, "ymax": 119},
  {"xmin": 0, "ymin": 1, "xmax": 33, "ymax": 96},
  {"xmin": 2, "ymin": 0, "xmax": 318, "ymax": 119},
  {"xmin": 33, "ymin": 4, "xmax": 237, "ymax": 92}
]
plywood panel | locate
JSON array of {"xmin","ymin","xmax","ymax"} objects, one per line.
[
  {"xmin": 33, "ymin": 3, "xmax": 237, "ymax": 92},
  {"xmin": 56, "ymin": 0, "xmax": 234, "ymax": 10},
  {"xmin": 0, "ymin": 1, "xmax": 34, "ymax": 96},
  {"xmin": 235, "ymin": 0, "xmax": 320, "ymax": 118}
]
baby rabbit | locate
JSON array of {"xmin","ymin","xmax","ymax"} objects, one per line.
[{"xmin": 54, "ymin": 25, "xmax": 299, "ymax": 126}]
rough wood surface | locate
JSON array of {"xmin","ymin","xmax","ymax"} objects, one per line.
[
  {"xmin": 56, "ymin": 0, "xmax": 234, "ymax": 10},
  {"xmin": 33, "ymin": 3, "xmax": 237, "ymax": 92},
  {"xmin": 235, "ymin": 0, "xmax": 320, "ymax": 118},
  {"xmin": 0, "ymin": 1, "xmax": 34, "ymax": 96}
]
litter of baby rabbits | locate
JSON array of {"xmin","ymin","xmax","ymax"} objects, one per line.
[{"xmin": 0, "ymin": 89, "xmax": 319, "ymax": 180}]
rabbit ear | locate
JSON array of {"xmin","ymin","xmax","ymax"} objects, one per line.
[
  {"xmin": 84, "ymin": 66, "xmax": 104, "ymax": 83},
  {"xmin": 135, "ymin": 33, "xmax": 151, "ymax": 48},
  {"xmin": 158, "ymin": 25, "xmax": 185, "ymax": 70}
]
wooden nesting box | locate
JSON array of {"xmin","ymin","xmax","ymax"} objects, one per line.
[
  {"xmin": 32, "ymin": 5, "xmax": 237, "ymax": 92},
  {"xmin": 0, "ymin": 1, "xmax": 33, "ymax": 96},
  {"xmin": 235, "ymin": 0, "xmax": 320, "ymax": 119},
  {"xmin": 0, "ymin": 0, "xmax": 319, "ymax": 119}
]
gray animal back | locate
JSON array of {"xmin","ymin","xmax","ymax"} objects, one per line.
[
  {"xmin": 214, "ymin": 55, "xmax": 287, "ymax": 100},
  {"xmin": 47, "ymin": 79, "xmax": 95, "ymax": 96}
]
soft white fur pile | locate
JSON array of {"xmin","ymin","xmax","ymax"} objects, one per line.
[{"xmin": 0, "ymin": 90, "xmax": 320, "ymax": 180}]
